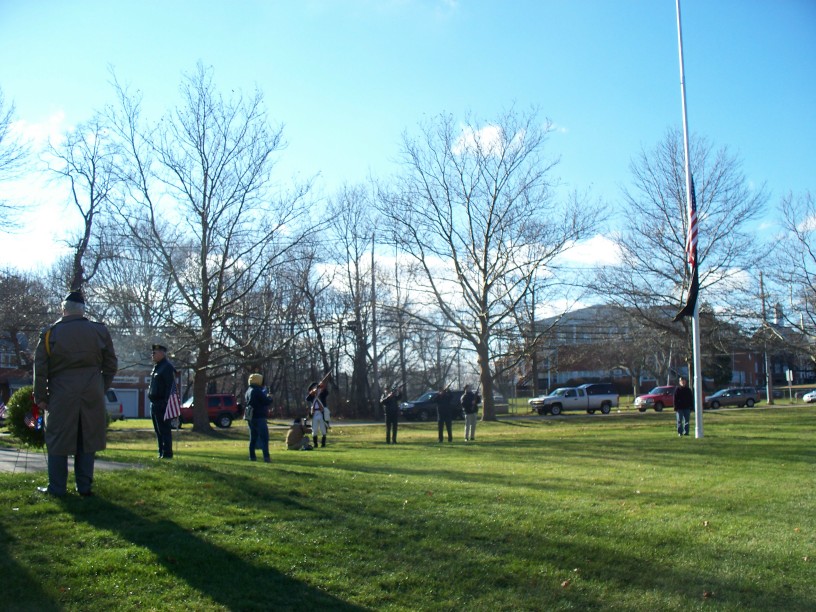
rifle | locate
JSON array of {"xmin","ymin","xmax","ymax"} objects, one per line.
[{"xmin": 382, "ymin": 384, "xmax": 400, "ymax": 402}]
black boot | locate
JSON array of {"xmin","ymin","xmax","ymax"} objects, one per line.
[
  {"xmin": 313, "ymin": 436, "xmax": 318, "ymax": 448},
  {"xmin": 321, "ymin": 435, "xmax": 326, "ymax": 447}
]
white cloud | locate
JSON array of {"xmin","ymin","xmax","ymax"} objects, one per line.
[
  {"xmin": 12, "ymin": 111, "xmax": 68, "ymax": 148},
  {"xmin": 452, "ymin": 123, "xmax": 525, "ymax": 158},
  {"xmin": 557, "ymin": 234, "xmax": 622, "ymax": 267},
  {"xmin": 797, "ymin": 214, "xmax": 816, "ymax": 233}
]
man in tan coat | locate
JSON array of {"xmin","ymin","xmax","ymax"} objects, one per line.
[
  {"xmin": 286, "ymin": 418, "xmax": 313, "ymax": 450},
  {"xmin": 33, "ymin": 290, "xmax": 118, "ymax": 497}
]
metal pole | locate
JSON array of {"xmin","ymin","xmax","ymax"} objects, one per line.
[
  {"xmin": 371, "ymin": 232, "xmax": 379, "ymax": 407},
  {"xmin": 676, "ymin": 0, "xmax": 704, "ymax": 437}
]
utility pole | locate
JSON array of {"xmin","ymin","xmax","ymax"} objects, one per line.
[
  {"xmin": 530, "ymin": 283, "xmax": 539, "ymax": 397},
  {"xmin": 760, "ymin": 272, "xmax": 775, "ymax": 405},
  {"xmin": 371, "ymin": 233, "xmax": 379, "ymax": 406}
]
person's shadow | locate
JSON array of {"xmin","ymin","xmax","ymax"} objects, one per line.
[{"xmin": 67, "ymin": 494, "xmax": 366, "ymax": 611}]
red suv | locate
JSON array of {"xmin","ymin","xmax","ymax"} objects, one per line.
[
  {"xmin": 175, "ymin": 394, "xmax": 242, "ymax": 428},
  {"xmin": 634, "ymin": 386, "xmax": 676, "ymax": 412}
]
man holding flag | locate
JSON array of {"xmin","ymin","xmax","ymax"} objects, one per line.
[{"xmin": 148, "ymin": 344, "xmax": 178, "ymax": 459}]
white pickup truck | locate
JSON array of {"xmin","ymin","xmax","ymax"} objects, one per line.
[{"xmin": 528, "ymin": 384, "xmax": 619, "ymax": 416}]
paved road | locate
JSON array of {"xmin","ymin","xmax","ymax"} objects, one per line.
[{"xmin": 0, "ymin": 445, "xmax": 143, "ymax": 474}]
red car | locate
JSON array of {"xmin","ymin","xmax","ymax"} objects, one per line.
[
  {"xmin": 176, "ymin": 393, "xmax": 242, "ymax": 428},
  {"xmin": 634, "ymin": 386, "xmax": 676, "ymax": 412}
]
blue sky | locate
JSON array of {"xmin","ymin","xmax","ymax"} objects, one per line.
[{"xmin": 1, "ymin": 0, "xmax": 814, "ymax": 270}]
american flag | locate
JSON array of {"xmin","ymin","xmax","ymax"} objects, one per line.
[
  {"xmin": 24, "ymin": 411, "xmax": 38, "ymax": 429},
  {"xmin": 165, "ymin": 378, "xmax": 182, "ymax": 421},
  {"xmin": 674, "ymin": 175, "xmax": 700, "ymax": 322}
]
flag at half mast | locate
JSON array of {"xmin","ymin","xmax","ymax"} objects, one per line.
[
  {"xmin": 674, "ymin": 175, "xmax": 699, "ymax": 321},
  {"xmin": 165, "ymin": 378, "xmax": 182, "ymax": 421}
]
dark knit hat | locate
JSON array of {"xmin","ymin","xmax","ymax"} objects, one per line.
[{"xmin": 64, "ymin": 290, "xmax": 85, "ymax": 304}]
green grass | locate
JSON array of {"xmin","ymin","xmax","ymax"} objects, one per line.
[{"xmin": 1, "ymin": 407, "xmax": 814, "ymax": 611}]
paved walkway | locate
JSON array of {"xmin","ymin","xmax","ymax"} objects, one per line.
[{"xmin": 0, "ymin": 446, "xmax": 143, "ymax": 474}]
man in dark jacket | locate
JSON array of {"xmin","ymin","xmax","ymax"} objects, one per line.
[
  {"xmin": 381, "ymin": 387, "xmax": 402, "ymax": 444},
  {"xmin": 461, "ymin": 385, "xmax": 479, "ymax": 441},
  {"xmin": 436, "ymin": 387, "xmax": 454, "ymax": 443},
  {"xmin": 148, "ymin": 344, "xmax": 176, "ymax": 458},
  {"xmin": 245, "ymin": 373, "xmax": 273, "ymax": 462},
  {"xmin": 33, "ymin": 290, "xmax": 118, "ymax": 497},
  {"xmin": 673, "ymin": 376, "xmax": 694, "ymax": 436}
]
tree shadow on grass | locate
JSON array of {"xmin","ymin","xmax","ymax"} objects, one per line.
[
  {"xmin": 67, "ymin": 496, "xmax": 366, "ymax": 611},
  {"xmin": 0, "ymin": 522, "xmax": 63, "ymax": 611}
]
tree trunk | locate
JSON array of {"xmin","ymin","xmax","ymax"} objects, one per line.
[
  {"xmin": 192, "ymin": 337, "xmax": 212, "ymax": 433},
  {"xmin": 477, "ymin": 342, "xmax": 496, "ymax": 421}
]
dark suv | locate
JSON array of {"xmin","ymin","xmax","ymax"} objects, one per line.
[
  {"xmin": 175, "ymin": 394, "xmax": 242, "ymax": 428},
  {"xmin": 704, "ymin": 387, "xmax": 758, "ymax": 409},
  {"xmin": 578, "ymin": 383, "xmax": 617, "ymax": 396},
  {"xmin": 400, "ymin": 390, "xmax": 464, "ymax": 421}
]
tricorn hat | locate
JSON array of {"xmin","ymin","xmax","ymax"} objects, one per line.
[{"xmin": 64, "ymin": 290, "xmax": 85, "ymax": 304}]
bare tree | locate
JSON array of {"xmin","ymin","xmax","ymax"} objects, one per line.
[
  {"xmin": 108, "ymin": 64, "xmax": 315, "ymax": 432},
  {"xmin": 378, "ymin": 108, "xmax": 597, "ymax": 420},
  {"xmin": 596, "ymin": 129, "xmax": 769, "ymax": 374},
  {"xmin": 46, "ymin": 116, "xmax": 119, "ymax": 291},
  {"xmin": 0, "ymin": 270, "xmax": 51, "ymax": 371},
  {"xmin": 84, "ymin": 220, "xmax": 182, "ymax": 375},
  {"xmin": 771, "ymin": 191, "xmax": 816, "ymax": 354},
  {"xmin": 326, "ymin": 184, "xmax": 376, "ymax": 416},
  {"xmin": 0, "ymin": 88, "xmax": 30, "ymax": 227}
]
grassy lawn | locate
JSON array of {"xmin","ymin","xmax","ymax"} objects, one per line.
[{"xmin": 1, "ymin": 407, "xmax": 814, "ymax": 611}]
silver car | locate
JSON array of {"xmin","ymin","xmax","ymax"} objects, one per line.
[
  {"xmin": 106, "ymin": 389, "xmax": 124, "ymax": 421},
  {"xmin": 704, "ymin": 387, "xmax": 758, "ymax": 410}
]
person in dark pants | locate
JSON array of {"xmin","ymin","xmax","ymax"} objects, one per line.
[
  {"xmin": 33, "ymin": 290, "xmax": 118, "ymax": 497},
  {"xmin": 461, "ymin": 385, "xmax": 479, "ymax": 441},
  {"xmin": 148, "ymin": 344, "xmax": 176, "ymax": 459},
  {"xmin": 437, "ymin": 388, "xmax": 454, "ymax": 443},
  {"xmin": 245, "ymin": 373, "xmax": 273, "ymax": 462},
  {"xmin": 673, "ymin": 376, "xmax": 694, "ymax": 436},
  {"xmin": 381, "ymin": 387, "xmax": 402, "ymax": 444}
]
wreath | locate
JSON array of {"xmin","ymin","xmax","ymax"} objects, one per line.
[{"xmin": 5, "ymin": 385, "xmax": 45, "ymax": 448}]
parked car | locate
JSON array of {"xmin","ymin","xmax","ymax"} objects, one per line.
[
  {"xmin": 704, "ymin": 387, "xmax": 758, "ymax": 409},
  {"xmin": 528, "ymin": 386, "xmax": 618, "ymax": 416},
  {"xmin": 794, "ymin": 388, "xmax": 816, "ymax": 400},
  {"xmin": 634, "ymin": 386, "xmax": 675, "ymax": 412},
  {"xmin": 802, "ymin": 389, "xmax": 816, "ymax": 403},
  {"xmin": 175, "ymin": 393, "xmax": 242, "ymax": 428},
  {"xmin": 400, "ymin": 389, "xmax": 464, "ymax": 421},
  {"xmin": 106, "ymin": 389, "xmax": 124, "ymax": 421}
]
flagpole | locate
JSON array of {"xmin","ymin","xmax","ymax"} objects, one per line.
[{"xmin": 676, "ymin": 0, "xmax": 704, "ymax": 438}]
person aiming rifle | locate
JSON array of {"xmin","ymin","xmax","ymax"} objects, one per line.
[
  {"xmin": 306, "ymin": 373, "xmax": 331, "ymax": 448},
  {"xmin": 381, "ymin": 385, "xmax": 402, "ymax": 444}
]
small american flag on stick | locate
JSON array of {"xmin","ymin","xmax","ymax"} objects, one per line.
[{"xmin": 165, "ymin": 378, "xmax": 182, "ymax": 421}]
